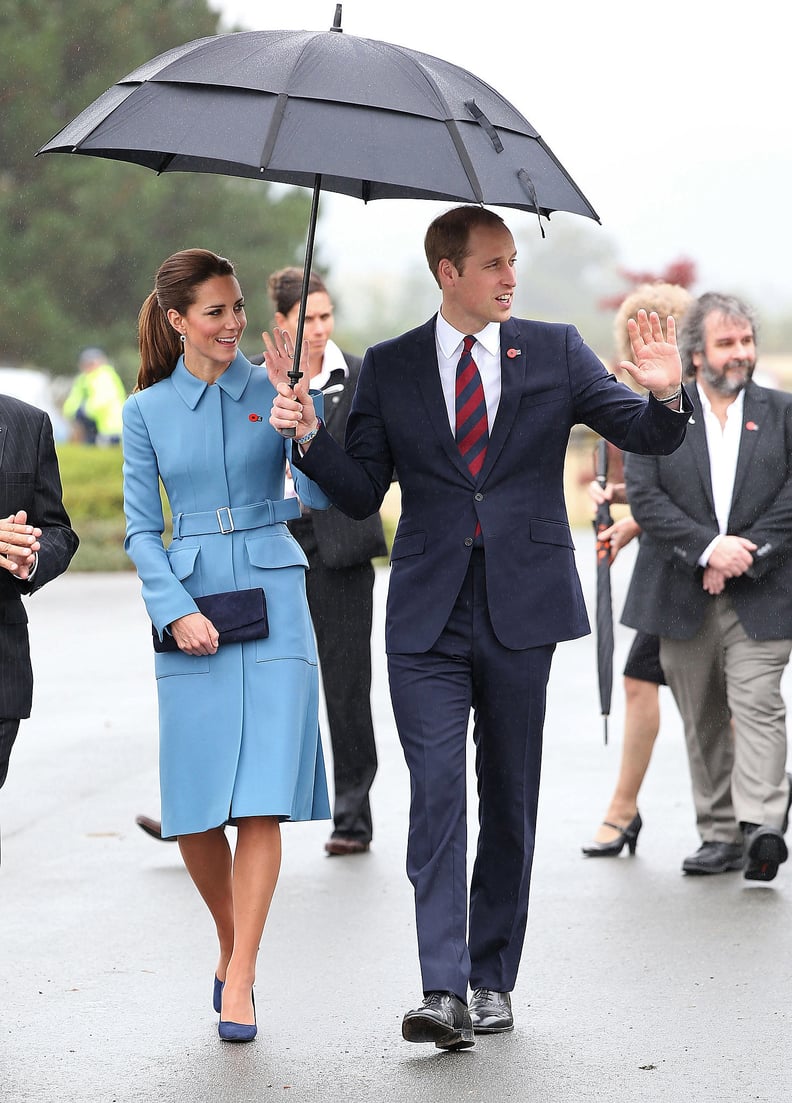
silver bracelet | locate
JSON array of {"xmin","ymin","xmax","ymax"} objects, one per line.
[
  {"xmin": 296, "ymin": 419, "xmax": 321, "ymax": 446},
  {"xmin": 656, "ymin": 387, "xmax": 682, "ymax": 404}
]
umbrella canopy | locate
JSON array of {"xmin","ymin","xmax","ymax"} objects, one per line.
[
  {"xmin": 592, "ymin": 438, "xmax": 614, "ymax": 744},
  {"xmin": 37, "ymin": 10, "xmax": 599, "ymax": 221},
  {"xmin": 37, "ymin": 4, "xmax": 599, "ymax": 428}
]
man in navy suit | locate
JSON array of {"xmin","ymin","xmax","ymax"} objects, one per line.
[
  {"xmin": 268, "ymin": 206, "xmax": 690, "ymax": 1049},
  {"xmin": 0, "ymin": 392, "xmax": 78, "ymax": 795}
]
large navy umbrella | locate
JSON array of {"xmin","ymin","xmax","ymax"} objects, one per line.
[{"xmin": 38, "ymin": 4, "xmax": 599, "ymax": 424}]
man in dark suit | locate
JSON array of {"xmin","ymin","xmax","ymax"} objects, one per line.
[
  {"xmin": 621, "ymin": 292, "xmax": 792, "ymax": 882},
  {"xmin": 285, "ymin": 353, "xmax": 387, "ymax": 853},
  {"xmin": 0, "ymin": 392, "xmax": 79, "ymax": 794},
  {"xmin": 268, "ymin": 205, "xmax": 689, "ymax": 1048}
]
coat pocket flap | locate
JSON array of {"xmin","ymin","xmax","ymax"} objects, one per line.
[
  {"xmin": 245, "ymin": 532, "xmax": 309, "ymax": 569},
  {"xmin": 529, "ymin": 518, "xmax": 574, "ymax": 548},
  {"xmin": 390, "ymin": 530, "xmax": 426, "ymax": 560},
  {"xmin": 166, "ymin": 544, "xmax": 200, "ymax": 580}
]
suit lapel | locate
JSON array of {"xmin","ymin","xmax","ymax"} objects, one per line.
[
  {"xmin": 479, "ymin": 318, "xmax": 525, "ymax": 484},
  {"xmin": 0, "ymin": 422, "xmax": 6, "ymax": 469},
  {"xmin": 319, "ymin": 367, "xmax": 349, "ymax": 437},
  {"xmin": 413, "ymin": 318, "xmax": 474, "ymax": 483},
  {"xmin": 729, "ymin": 382, "xmax": 766, "ymax": 514},
  {"xmin": 686, "ymin": 388, "xmax": 717, "ymax": 517}
]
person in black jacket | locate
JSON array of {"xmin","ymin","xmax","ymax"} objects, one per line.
[
  {"xmin": 263, "ymin": 268, "xmax": 387, "ymax": 854},
  {"xmin": 0, "ymin": 392, "xmax": 79, "ymax": 794}
]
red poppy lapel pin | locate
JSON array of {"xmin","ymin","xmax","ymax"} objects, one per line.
[
  {"xmin": 745, "ymin": 420, "xmax": 759, "ymax": 431},
  {"xmin": 506, "ymin": 348, "xmax": 521, "ymax": 359},
  {"xmin": 248, "ymin": 413, "xmax": 263, "ymax": 422}
]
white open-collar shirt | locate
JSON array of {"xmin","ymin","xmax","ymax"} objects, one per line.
[{"xmin": 697, "ymin": 383, "xmax": 745, "ymax": 565}]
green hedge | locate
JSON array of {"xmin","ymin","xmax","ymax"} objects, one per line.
[
  {"xmin": 57, "ymin": 444, "xmax": 132, "ymax": 571},
  {"xmin": 56, "ymin": 443, "xmax": 397, "ymax": 571}
]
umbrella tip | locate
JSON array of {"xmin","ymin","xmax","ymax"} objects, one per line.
[
  {"xmin": 331, "ymin": 4, "xmax": 343, "ymax": 32},
  {"xmin": 603, "ymin": 717, "xmax": 609, "ymax": 746}
]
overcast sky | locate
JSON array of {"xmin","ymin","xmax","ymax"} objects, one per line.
[{"xmin": 208, "ymin": 0, "xmax": 791, "ymax": 309}]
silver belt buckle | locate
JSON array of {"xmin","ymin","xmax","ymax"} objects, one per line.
[{"xmin": 216, "ymin": 507, "xmax": 234, "ymax": 534}]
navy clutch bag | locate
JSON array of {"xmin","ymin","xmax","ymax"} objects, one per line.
[{"xmin": 152, "ymin": 588, "xmax": 269, "ymax": 653}]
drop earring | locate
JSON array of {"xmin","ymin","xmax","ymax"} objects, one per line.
[{"xmin": 179, "ymin": 334, "xmax": 186, "ymax": 343}]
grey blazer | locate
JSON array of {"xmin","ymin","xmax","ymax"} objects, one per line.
[{"xmin": 622, "ymin": 381, "xmax": 792, "ymax": 641}]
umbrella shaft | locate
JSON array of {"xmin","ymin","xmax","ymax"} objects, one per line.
[{"xmin": 280, "ymin": 174, "xmax": 323, "ymax": 438}]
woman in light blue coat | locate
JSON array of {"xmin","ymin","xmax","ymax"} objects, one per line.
[{"xmin": 123, "ymin": 249, "xmax": 331, "ymax": 1042}]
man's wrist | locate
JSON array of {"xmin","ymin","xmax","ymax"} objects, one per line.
[
  {"xmin": 654, "ymin": 386, "xmax": 682, "ymax": 404},
  {"xmin": 296, "ymin": 418, "xmax": 321, "ymax": 446}
]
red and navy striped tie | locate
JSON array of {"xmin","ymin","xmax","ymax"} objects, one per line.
[{"xmin": 455, "ymin": 335, "xmax": 488, "ymax": 479}]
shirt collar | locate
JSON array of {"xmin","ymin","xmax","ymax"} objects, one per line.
[
  {"xmin": 310, "ymin": 339, "xmax": 348, "ymax": 390},
  {"xmin": 696, "ymin": 383, "xmax": 746, "ymax": 421},
  {"xmin": 435, "ymin": 312, "xmax": 501, "ymax": 359}
]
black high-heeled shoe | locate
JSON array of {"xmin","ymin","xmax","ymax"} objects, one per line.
[{"xmin": 581, "ymin": 812, "xmax": 642, "ymax": 857}]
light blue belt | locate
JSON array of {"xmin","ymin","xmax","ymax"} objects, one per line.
[{"xmin": 172, "ymin": 499, "xmax": 300, "ymax": 538}]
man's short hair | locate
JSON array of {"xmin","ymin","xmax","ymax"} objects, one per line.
[{"xmin": 424, "ymin": 206, "xmax": 507, "ymax": 288}]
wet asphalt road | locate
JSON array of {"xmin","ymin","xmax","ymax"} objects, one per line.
[{"xmin": 1, "ymin": 530, "xmax": 790, "ymax": 1102}]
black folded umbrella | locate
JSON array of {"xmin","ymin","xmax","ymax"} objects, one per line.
[{"xmin": 592, "ymin": 438, "xmax": 614, "ymax": 744}]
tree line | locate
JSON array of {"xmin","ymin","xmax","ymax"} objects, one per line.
[{"xmin": 0, "ymin": 0, "xmax": 312, "ymax": 387}]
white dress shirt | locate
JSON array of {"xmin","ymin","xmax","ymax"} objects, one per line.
[
  {"xmin": 435, "ymin": 313, "xmax": 502, "ymax": 434},
  {"xmin": 697, "ymin": 384, "xmax": 745, "ymax": 565},
  {"xmin": 309, "ymin": 338, "xmax": 348, "ymax": 390}
]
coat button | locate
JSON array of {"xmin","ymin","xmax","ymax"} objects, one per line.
[
  {"xmin": 464, "ymin": 537, "xmax": 473, "ymax": 547},
  {"xmin": 474, "ymin": 492, "xmax": 484, "ymax": 502}
]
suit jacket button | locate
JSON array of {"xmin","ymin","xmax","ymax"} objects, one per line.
[
  {"xmin": 464, "ymin": 537, "xmax": 474, "ymax": 547},
  {"xmin": 474, "ymin": 492, "xmax": 484, "ymax": 501}
]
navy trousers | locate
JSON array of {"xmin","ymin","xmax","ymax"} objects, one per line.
[
  {"xmin": 388, "ymin": 549, "xmax": 554, "ymax": 1001},
  {"xmin": 293, "ymin": 517, "xmax": 378, "ymax": 843}
]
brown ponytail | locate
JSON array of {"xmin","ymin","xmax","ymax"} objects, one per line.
[{"xmin": 136, "ymin": 249, "xmax": 236, "ymax": 391}]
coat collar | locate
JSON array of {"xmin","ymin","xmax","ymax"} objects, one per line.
[{"xmin": 170, "ymin": 352, "xmax": 252, "ymax": 410}]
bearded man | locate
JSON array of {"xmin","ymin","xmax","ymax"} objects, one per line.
[{"xmin": 622, "ymin": 292, "xmax": 792, "ymax": 881}]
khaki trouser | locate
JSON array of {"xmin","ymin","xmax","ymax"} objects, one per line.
[{"xmin": 660, "ymin": 596, "xmax": 791, "ymax": 844}]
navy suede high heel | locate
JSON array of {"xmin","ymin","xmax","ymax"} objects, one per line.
[
  {"xmin": 218, "ymin": 990, "xmax": 256, "ymax": 1043},
  {"xmin": 213, "ymin": 976, "xmax": 224, "ymax": 1015}
]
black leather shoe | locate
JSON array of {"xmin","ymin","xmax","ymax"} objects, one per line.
[
  {"xmin": 402, "ymin": 992, "xmax": 475, "ymax": 1050},
  {"xmin": 324, "ymin": 836, "xmax": 370, "ymax": 856},
  {"xmin": 682, "ymin": 841, "xmax": 744, "ymax": 875},
  {"xmin": 743, "ymin": 825, "xmax": 788, "ymax": 882},
  {"xmin": 469, "ymin": 989, "xmax": 513, "ymax": 1034}
]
